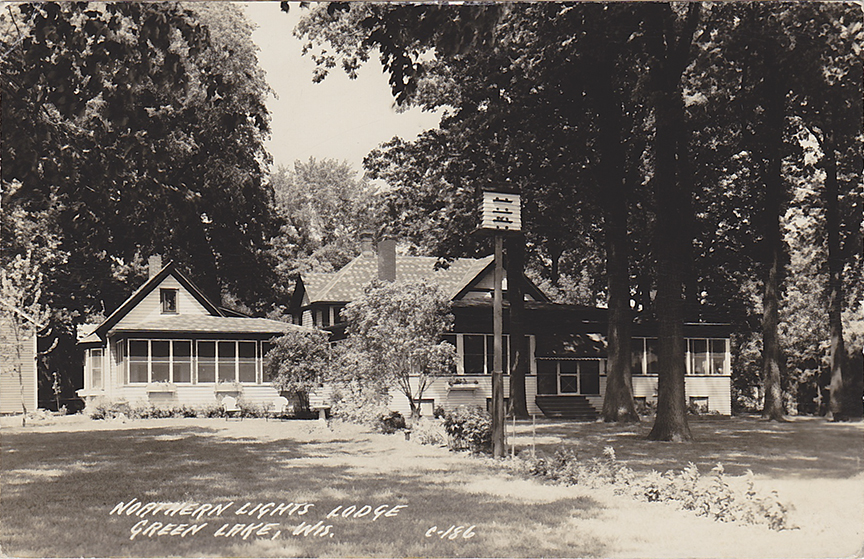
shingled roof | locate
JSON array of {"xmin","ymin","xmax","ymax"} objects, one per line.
[
  {"xmin": 303, "ymin": 253, "xmax": 494, "ymax": 303},
  {"xmin": 110, "ymin": 315, "xmax": 307, "ymax": 336}
]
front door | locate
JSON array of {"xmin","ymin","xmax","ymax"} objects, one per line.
[{"xmin": 536, "ymin": 359, "xmax": 601, "ymax": 395}]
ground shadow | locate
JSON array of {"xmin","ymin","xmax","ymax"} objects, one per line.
[
  {"xmin": 519, "ymin": 416, "xmax": 864, "ymax": 478},
  {"xmin": 1, "ymin": 424, "xmax": 606, "ymax": 558}
]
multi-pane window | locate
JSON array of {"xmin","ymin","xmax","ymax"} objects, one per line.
[
  {"xmin": 459, "ymin": 334, "xmax": 511, "ymax": 374},
  {"xmin": 687, "ymin": 338, "xmax": 728, "ymax": 375},
  {"xmin": 632, "ymin": 337, "xmax": 728, "ymax": 375},
  {"xmin": 90, "ymin": 348, "xmax": 103, "ymax": 389},
  {"xmin": 125, "ymin": 339, "xmax": 261, "ymax": 384}
]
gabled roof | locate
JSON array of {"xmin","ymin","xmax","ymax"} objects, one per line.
[
  {"xmin": 302, "ymin": 254, "xmax": 495, "ymax": 304},
  {"xmin": 91, "ymin": 261, "xmax": 223, "ymax": 341}
]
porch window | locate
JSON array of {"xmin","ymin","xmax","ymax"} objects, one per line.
[
  {"xmin": 238, "ymin": 341, "xmax": 257, "ymax": 383},
  {"xmin": 484, "ymin": 334, "xmax": 510, "ymax": 374},
  {"xmin": 441, "ymin": 335, "xmax": 457, "ymax": 374},
  {"xmin": 459, "ymin": 334, "xmax": 511, "ymax": 375},
  {"xmin": 151, "ymin": 341, "xmax": 171, "ymax": 382},
  {"xmin": 90, "ymin": 348, "xmax": 103, "ymax": 389},
  {"xmin": 711, "ymin": 339, "xmax": 728, "ymax": 375},
  {"xmin": 631, "ymin": 338, "xmax": 660, "ymax": 375},
  {"xmin": 197, "ymin": 341, "xmax": 217, "ymax": 383},
  {"xmin": 686, "ymin": 338, "xmax": 728, "ymax": 375},
  {"xmin": 173, "ymin": 341, "xmax": 192, "ymax": 382},
  {"xmin": 160, "ymin": 289, "xmax": 178, "ymax": 314},
  {"xmin": 126, "ymin": 339, "xmax": 195, "ymax": 384},
  {"xmin": 537, "ymin": 360, "xmax": 558, "ymax": 394},
  {"xmin": 645, "ymin": 338, "xmax": 659, "ymax": 374},
  {"xmin": 129, "ymin": 340, "xmax": 149, "ymax": 383},
  {"xmin": 195, "ymin": 340, "xmax": 260, "ymax": 384},
  {"xmin": 463, "ymin": 335, "xmax": 485, "ymax": 374},
  {"xmin": 218, "ymin": 341, "xmax": 236, "ymax": 382}
]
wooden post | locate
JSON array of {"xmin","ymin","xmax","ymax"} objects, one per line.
[
  {"xmin": 532, "ymin": 413, "xmax": 536, "ymax": 458},
  {"xmin": 492, "ymin": 234, "xmax": 505, "ymax": 458},
  {"xmin": 511, "ymin": 413, "xmax": 516, "ymax": 459}
]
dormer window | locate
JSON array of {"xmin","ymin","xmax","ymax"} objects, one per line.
[{"xmin": 160, "ymin": 288, "xmax": 177, "ymax": 314}]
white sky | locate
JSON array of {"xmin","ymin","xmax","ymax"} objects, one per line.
[{"xmin": 243, "ymin": 2, "xmax": 441, "ymax": 173}]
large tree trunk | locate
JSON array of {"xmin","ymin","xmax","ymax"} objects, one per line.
[
  {"xmin": 648, "ymin": 101, "xmax": 692, "ymax": 441},
  {"xmin": 759, "ymin": 61, "xmax": 786, "ymax": 422},
  {"xmin": 645, "ymin": 3, "xmax": 700, "ymax": 442},
  {"xmin": 823, "ymin": 132, "xmax": 847, "ymax": 421},
  {"xmin": 603, "ymin": 210, "xmax": 638, "ymax": 423},
  {"xmin": 593, "ymin": 70, "xmax": 638, "ymax": 423},
  {"xmin": 506, "ymin": 235, "xmax": 529, "ymax": 418}
]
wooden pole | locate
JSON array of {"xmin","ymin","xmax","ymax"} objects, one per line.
[
  {"xmin": 511, "ymin": 413, "xmax": 516, "ymax": 459},
  {"xmin": 492, "ymin": 234, "xmax": 505, "ymax": 457}
]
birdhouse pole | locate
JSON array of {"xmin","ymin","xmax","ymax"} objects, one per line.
[{"xmin": 480, "ymin": 191, "xmax": 521, "ymax": 458}]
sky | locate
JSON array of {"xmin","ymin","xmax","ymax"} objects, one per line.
[{"xmin": 243, "ymin": 2, "xmax": 441, "ymax": 173}]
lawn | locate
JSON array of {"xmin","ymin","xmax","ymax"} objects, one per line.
[{"xmin": 1, "ymin": 414, "xmax": 862, "ymax": 558}]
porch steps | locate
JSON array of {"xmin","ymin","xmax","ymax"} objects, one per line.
[{"xmin": 535, "ymin": 395, "xmax": 599, "ymax": 421}]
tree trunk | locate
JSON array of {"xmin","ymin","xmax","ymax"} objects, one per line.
[
  {"xmin": 593, "ymin": 70, "xmax": 638, "ymax": 423},
  {"xmin": 603, "ymin": 209, "xmax": 638, "ymax": 422},
  {"xmin": 761, "ymin": 238, "xmax": 785, "ymax": 421},
  {"xmin": 648, "ymin": 100, "xmax": 692, "ymax": 441},
  {"xmin": 506, "ymin": 235, "xmax": 530, "ymax": 419},
  {"xmin": 645, "ymin": 3, "xmax": 700, "ymax": 442},
  {"xmin": 759, "ymin": 60, "xmax": 786, "ymax": 422},
  {"xmin": 823, "ymin": 132, "xmax": 847, "ymax": 421}
]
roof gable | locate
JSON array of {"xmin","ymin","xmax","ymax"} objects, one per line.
[
  {"xmin": 298, "ymin": 253, "xmax": 549, "ymax": 305},
  {"xmin": 94, "ymin": 262, "xmax": 222, "ymax": 340}
]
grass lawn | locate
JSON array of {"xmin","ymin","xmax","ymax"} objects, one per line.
[{"xmin": 1, "ymin": 414, "xmax": 862, "ymax": 558}]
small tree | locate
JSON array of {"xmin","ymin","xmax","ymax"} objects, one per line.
[
  {"xmin": 342, "ymin": 280, "xmax": 455, "ymax": 420},
  {"xmin": 0, "ymin": 250, "xmax": 49, "ymax": 426},
  {"xmin": 264, "ymin": 329, "xmax": 331, "ymax": 414}
]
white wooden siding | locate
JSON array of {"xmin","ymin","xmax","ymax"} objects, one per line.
[
  {"xmin": 116, "ymin": 276, "xmax": 210, "ymax": 329},
  {"xmin": 631, "ymin": 375, "xmax": 731, "ymax": 415},
  {"xmin": 385, "ymin": 371, "xmax": 731, "ymax": 417},
  {"xmin": 0, "ymin": 325, "xmax": 38, "ymax": 414},
  {"xmin": 112, "ymin": 384, "xmax": 281, "ymax": 408}
]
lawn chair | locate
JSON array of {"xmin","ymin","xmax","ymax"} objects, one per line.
[
  {"xmin": 267, "ymin": 396, "xmax": 290, "ymax": 421},
  {"xmin": 221, "ymin": 395, "xmax": 241, "ymax": 420}
]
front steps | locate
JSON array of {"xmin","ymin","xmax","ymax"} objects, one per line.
[{"xmin": 535, "ymin": 395, "xmax": 599, "ymax": 421}]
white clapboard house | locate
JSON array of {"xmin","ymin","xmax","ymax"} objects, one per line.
[{"xmin": 77, "ymin": 257, "xmax": 317, "ymax": 409}]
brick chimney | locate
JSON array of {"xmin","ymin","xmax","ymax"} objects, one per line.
[
  {"xmin": 377, "ymin": 235, "xmax": 396, "ymax": 282},
  {"xmin": 148, "ymin": 255, "xmax": 162, "ymax": 279},
  {"xmin": 360, "ymin": 231, "xmax": 375, "ymax": 256}
]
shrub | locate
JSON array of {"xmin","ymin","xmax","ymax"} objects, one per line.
[
  {"xmin": 411, "ymin": 417, "xmax": 447, "ymax": 446},
  {"xmin": 378, "ymin": 411, "xmax": 406, "ymax": 434},
  {"xmin": 514, "ymin": 449, "xmax": 794, "ymax": 531},
  {"xmin": 443, "ymin": 406, "xmax": 491, "ymax": 454},
  {"xmin": 328, "ymin": 379, "xmax": 392, "ymax": 425},
  {"xmin": 85, "ymin": 400, "xmax": 277, "ymax": 420},
  {"xmin": 264, "ymin": 329, "xmax": 331, "ymax": 414}
]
